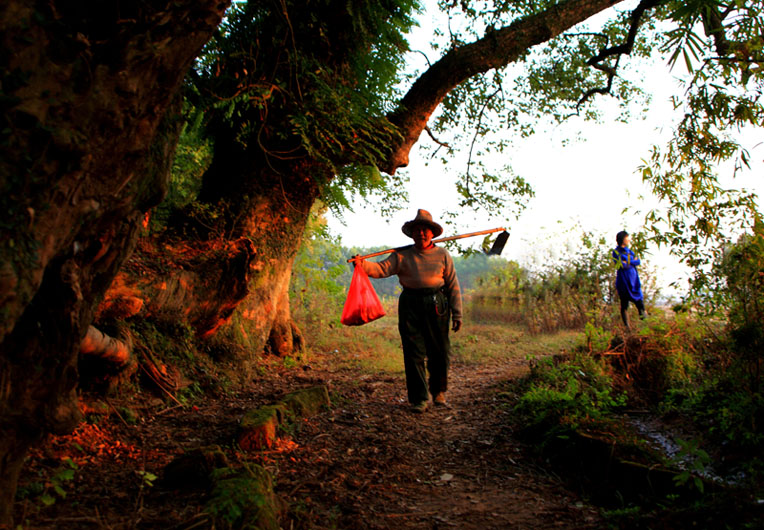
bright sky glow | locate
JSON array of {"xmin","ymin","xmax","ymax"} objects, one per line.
[{"xmin": 327, "ymin": 1, "xmax": 764, "ymax": 300}]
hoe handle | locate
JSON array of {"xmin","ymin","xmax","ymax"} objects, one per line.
[{"xmin": 347, "ymin": 227, "xmax": 507, "ymax": 262}]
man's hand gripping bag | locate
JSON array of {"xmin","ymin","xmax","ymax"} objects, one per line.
[{"xmin": 341, "ymin": 266, "xmax": 386, "ymax": 326}]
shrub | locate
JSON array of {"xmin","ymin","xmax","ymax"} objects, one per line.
[
  {"xmin": 290, "ymin": 205, "xmax": 348, "ymax": 335},
  {"xmin": 715, "ymin": 227, "xmax": 764, "ymax": 392},
  {"xmin": 150, "ymin": 115, "xmax": 213, "ymax": 233},
  {"xmin": 514, "ymin": 353, "xmax": 626, "ymax": 435},
  {"xmin": 674, "ymin": 226, "xmax": 764, "ymax": 460}
]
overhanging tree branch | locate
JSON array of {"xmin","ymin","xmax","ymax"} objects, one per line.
[
  {"xmin": 700, "ymin": 3, "xmax": 732, "ymax": 58},
  {"xmin": 466, "ymin": 87, "xmax": 501, "ymax": 185},
  {"xmin": 381, "ymin": 0, "xmax": 629, "ymax": 174},
  {"xmin": 424, "ymin": 125, "xmax": 450, "ymax": 149},
  {"xmin": 577, "ymin": 0, "xmax": 662, "ymax": 110}
]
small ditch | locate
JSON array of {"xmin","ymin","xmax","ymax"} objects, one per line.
[{"xmin": 626, "ymin": 413, "xmax": 749, "ymax": 487}]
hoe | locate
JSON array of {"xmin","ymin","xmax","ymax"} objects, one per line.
[{"xmin": 347, "ymin": 227, "xmax": 510, "ymax": 262}]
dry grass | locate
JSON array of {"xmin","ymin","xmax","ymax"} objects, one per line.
[
  {"xmin": 298, "ymin": 296, "xmax": 583, "ymax": 375},
  {"xmin": 466, "ymin": 291, "xmax": 613, "ymax": 335},
  {"xmin": 302, "ymin": 297, "xmax": 404, "ymax": 376},
  {"xmin": 452, "ymin": 323, "xmax": 581, "ymax": 365}
]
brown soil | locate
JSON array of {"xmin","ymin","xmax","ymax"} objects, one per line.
[{"xmin": 15, "ymin": 350, "xmax": 603, "ymax": 529}]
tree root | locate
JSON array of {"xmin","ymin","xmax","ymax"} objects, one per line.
[
  {"xmin": 80, "ymin": 325, "xmax": 133, "ymax": 365},
  {"xmin": 79, "ymin": 325, "xmax": 137, "ymax": 392}
]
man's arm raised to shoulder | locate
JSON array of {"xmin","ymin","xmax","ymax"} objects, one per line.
[{"xmin": 359, "ymin": 251, "xmax": 401, "ymax": 279}]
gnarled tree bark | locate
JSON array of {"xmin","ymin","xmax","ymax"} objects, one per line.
[
  {"xmin": 185, "ymin": 140, "xmax": 319, "ymax": 359},
  {"xmin": 80, "ymin": 325, "xmax": 133, "ymax": 366},
  {"xmin": 0, "ymin": 1, "xmax": 228, "ymax": 523}
]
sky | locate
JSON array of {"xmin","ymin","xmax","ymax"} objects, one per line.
[{"xmin": 326, "ymin": 2, "xmax": 764, "ymax": 300}]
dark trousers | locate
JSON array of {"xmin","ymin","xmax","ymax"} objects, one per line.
[
  {"xmin": 619, "ymin": 295, "xmax": 645, "ymax": 327},
  {"xmin": 398, "ymin": 288, "xmax": 451, "ymax": 405}
]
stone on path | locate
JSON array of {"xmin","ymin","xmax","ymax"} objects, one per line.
[
  {"xmin": 238, "ymin": 404, "xmax": 288, "ymax": 451},
  {"xmin": 281, "ymin": 385, "xmax": 331, "ymax": 417},
  {"xmin": 206, "ymin": 464, "xmax": 284, "ymax": 530},
  {"xmin": 161, "ymin": 445, "xmax": 229, "ymax": 490},
  {"xmin": 238, "ymin": 385, "xmax": 331, "ymax": 451}
]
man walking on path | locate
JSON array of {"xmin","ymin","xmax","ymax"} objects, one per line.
[
  {"xmin": 355, "ymin": 210, "xmax": 462, "ymax": 413},
  {"xmin": 612, "ymin": 230, "xmax": 646, "ymax": 330}
]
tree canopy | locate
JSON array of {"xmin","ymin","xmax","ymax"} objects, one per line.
[
  {"xmin": 169, "ymin": 0, "xmax": 763, "ymax": 293},
  {"xmin": 417, "ymin": 0, "xmax": 763, "ymax": 290}
]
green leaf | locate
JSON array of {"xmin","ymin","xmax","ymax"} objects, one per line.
[
  {"xmin": 40, "ymin": 494, "xmax": 55, "ymax": 507},
  {"xmin": 683, "ymin": 49, "xmax": 694, "ymax": 73},
  {"xmin": 57, "ymin": 469, "xmax": 75, "ymax": 481}
]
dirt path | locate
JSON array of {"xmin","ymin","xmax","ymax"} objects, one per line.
[
  {"xmin": 273, "ymin": 356, "xmax": 602, "ymax": 529},
  {"xmin": 15, "ymin": 335, "xmax": 603, "ymax": 529}
]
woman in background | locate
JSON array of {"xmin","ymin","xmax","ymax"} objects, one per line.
[{"xmin": 612, "ymin": 230, "xmax": 646, "ymax": 329}]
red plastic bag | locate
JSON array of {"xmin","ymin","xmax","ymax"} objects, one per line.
[{"xmin": 341, "ymin": 265, "xmax": 386, "ymax": 326}]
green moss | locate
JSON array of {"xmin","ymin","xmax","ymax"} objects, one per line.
[
  {"xmin": 129, "ymin": 317, "xmax": 195, "ymax": 362},
  {"xmin": 116, "ymin": 406, "xmax": 138, "ymax": 424},
  {"xmin": 126, "ymin": 315, "xmax": 233, "ymax": 398},
  {"xmin": 280, "ymin": 386, "xmax": 330, "ymax": 417},
  {"xmin": 206, "ymin": 465, "xmax": 282, "ymax": 530},
  {"xmin": 240, "ymin": 404, "xmax": 286, "ymax": 430},
  {"xmin": 213, "ymin": 310, "xmax": 269, "ymax": 358}
]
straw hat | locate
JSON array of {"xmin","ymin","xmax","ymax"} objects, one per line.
[{"xmin": 401, "ymin": 209, "xmax": 443, "ymax": 238}]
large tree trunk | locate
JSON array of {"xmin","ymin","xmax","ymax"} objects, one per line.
[
  {"xmin": 183, "ymin": 143, "xmax": 319, "ymax": 358},
  {"xmin": 200, "ymin": 200, "xmax": 311, "ymax": 360},
  {"xmin": 113, "ymin": 236, "xmax": 257, "ymax": 340},
  {"xmin": 0, "ymin": 1, "xmax": 227, "ymax": 524},
  {"xmin": 98, "ymin": 144, "xmax": 318, "ymax": 365}
]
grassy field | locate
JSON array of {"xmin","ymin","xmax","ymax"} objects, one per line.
[{"xmin": 298, "ymin": 297, "xmax": 583, "ymax": 376}]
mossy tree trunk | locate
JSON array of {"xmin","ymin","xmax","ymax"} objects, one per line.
[
  {"xmin": 106, "ymin": 131, "xmax": 318, "ymax": 359},
  {"xmin": 190, "ymin": 138, "xmax": 321, "ymax": 357},
  {"xmin": 0, "ymin": 1, "xmax": 228, "ymax": 523}
]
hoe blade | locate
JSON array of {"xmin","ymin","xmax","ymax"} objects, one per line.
[{"xmin": 486, "ymin": 230, "xmax": 510, "ymax": 256}]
